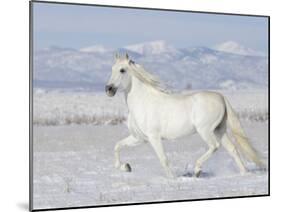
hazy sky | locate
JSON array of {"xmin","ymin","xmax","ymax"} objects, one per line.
[{"xmin": 33, "ymin": 2, "xmax": 268, "ymax": 52}]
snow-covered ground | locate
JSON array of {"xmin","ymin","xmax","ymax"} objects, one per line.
[
  {"xmin": 32, "ymin": 90, "xmax": 268, "ymax": 210},
  {"xmin": 33, "ymin": 122, "xmax": 268, "ymax": 210}
]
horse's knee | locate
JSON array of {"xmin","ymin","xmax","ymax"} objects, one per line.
[
  {"xmin": 208, "ymin": 142, "xmax": 220, "ymax": 153},
  {"xmin": 213, "ymin": 142, "xmax": 220, "ymax": 151}
]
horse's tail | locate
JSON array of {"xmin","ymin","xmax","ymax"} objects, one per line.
[{"xmin": 224, "ymin": 97, "xmax": 264, "ymax": 167}]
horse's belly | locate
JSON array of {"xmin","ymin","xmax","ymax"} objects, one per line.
[{"xmin": 161, "ymin": 117, "xmax": 196, "ymax": 140}]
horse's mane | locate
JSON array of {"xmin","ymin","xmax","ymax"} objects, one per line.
[{"xmin": 128, "ymin": 62, "xmax": 171, "ymax": 94}]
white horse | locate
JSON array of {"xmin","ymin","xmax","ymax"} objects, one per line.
[{"xmin": 106, "ymin": 53, "xmax": 263, "ymax": 178}]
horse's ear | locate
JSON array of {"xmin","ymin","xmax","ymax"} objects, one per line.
[
  {"xmin": 125, "ymin": 52, "xmax": 129, "ymax": 60},
  {"xmin": 114, "ymin": 53, "xmax": 119, "ymax": 60}
]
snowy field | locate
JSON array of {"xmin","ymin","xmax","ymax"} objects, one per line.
[
  {"xmin": 33, "ymin": 89, "xmax": 268, "ymax": 126},
  {"xmin": 32, "ymin": 90, "xmax": 268, "ymax": 210}
]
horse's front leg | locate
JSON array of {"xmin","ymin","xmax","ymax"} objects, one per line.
[
  {"xmin": 149, "ymin": 135, "xmax": 175, "ymax": 179},
  {"xmin": 114, "ymin": 135, "xmax": 142, "ymax": 172}
]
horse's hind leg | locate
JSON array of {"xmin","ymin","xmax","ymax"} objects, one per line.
[
  {"xmin": 114, "ymin": 135, "xmax": 143, "ymax": 172},
  {"xmin": 194, "ymin": 129, "xmax": 220, "ymax": 177},
  {"xmin": 221, "ymin": 133, "xmax": 247, "ymax": 174}
]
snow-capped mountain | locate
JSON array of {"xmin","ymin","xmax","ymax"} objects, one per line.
[
  {"xmin": 34, "ymin": 40, "xmax": 268, "ymax": 91},
  {"xmin": 124, "ymin": 40, "xmax": 181, "ymax": 56},
  {"xmin": 79, "ymin": 45, "xmax": 111, "ymax": 53},
  {"xmin": 214, "ymin": 41, "xmax": 265, "ymax": 57}
]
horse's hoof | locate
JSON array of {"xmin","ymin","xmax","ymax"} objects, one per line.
[
  {"xmin": 194, "ymin": 170, "xmax": 201, "ymax": 178},
  {"xmin": 121, "ymin": 163, "xmax": 132, "ymax": 172}
]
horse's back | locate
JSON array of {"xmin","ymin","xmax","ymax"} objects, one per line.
[{"xmin": 191, "ymin": 91, "xmax": 225, "ymax": 102}]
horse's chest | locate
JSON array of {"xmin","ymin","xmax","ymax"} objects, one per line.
[{"xmin": 127, "ymin": 113, "xmax": 148, "ymax": 141}]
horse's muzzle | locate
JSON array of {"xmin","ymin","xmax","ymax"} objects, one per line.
[{"xmin": 105, "ymin": 84, "xmax": 117, "ymax": 97}]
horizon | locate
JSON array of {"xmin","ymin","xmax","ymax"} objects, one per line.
[{"xmin": 35, "ymin": 39, "xmax": 267, "ymax": 57}]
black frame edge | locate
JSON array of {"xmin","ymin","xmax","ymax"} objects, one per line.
[
  {"xmin": 29, "ymin": 1, "xmax": 34, "ymax": 211},
  {"xmin": 267, "ymin": 16, "xmax": 270, "ymax": 196}
]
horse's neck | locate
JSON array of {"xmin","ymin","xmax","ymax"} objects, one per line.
[{"xmin": 125, "ymin": 76, "xmax": 155, "ymax": 110}]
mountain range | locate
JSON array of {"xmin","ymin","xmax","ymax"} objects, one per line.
[{"xmin": 34, "ymin": 40, "xmax": 268, "ymax": 91}]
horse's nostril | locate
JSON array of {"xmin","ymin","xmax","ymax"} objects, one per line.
[
  {"xmin": 106, "ymin": 85, "xmax": 114, "ymax": 92},
  {"xmin": 105, "ymin": 85, "xmax": 116, "ymax": 96}
]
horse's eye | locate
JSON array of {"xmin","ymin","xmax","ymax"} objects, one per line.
[{"xmin": 120, "ymin": 69, "xmax": 126, "ymax": 73}]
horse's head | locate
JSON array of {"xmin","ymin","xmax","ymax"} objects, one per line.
[{"xmin": 106, "ymin": 53, "xmax": 133, "ymax": 97}]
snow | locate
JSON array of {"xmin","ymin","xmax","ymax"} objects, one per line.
[
  {"xmin": 32, "ymin": 90, "xmax": 269, "ymax": 210},
  {"xmin": 33, "ymin": 122, "xmax": 268, "ymax": 209},
  {"xmin": 33, "ymin": 91, "xmax": 127, "ymax": 126},
  {"xmin": 124, "ymin": 40, "xmax": 180, "ymax": 55},
  {"xmin": 33, "ymin": 90, "xmax": 268, "ymax": 126},
  {"xmin": 79, "ymin": 45, "xmax": 111, "ymax": 53},
  {"xmin": 214, "ymin": 41, "xmax": 265, "ymax": 57}
]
